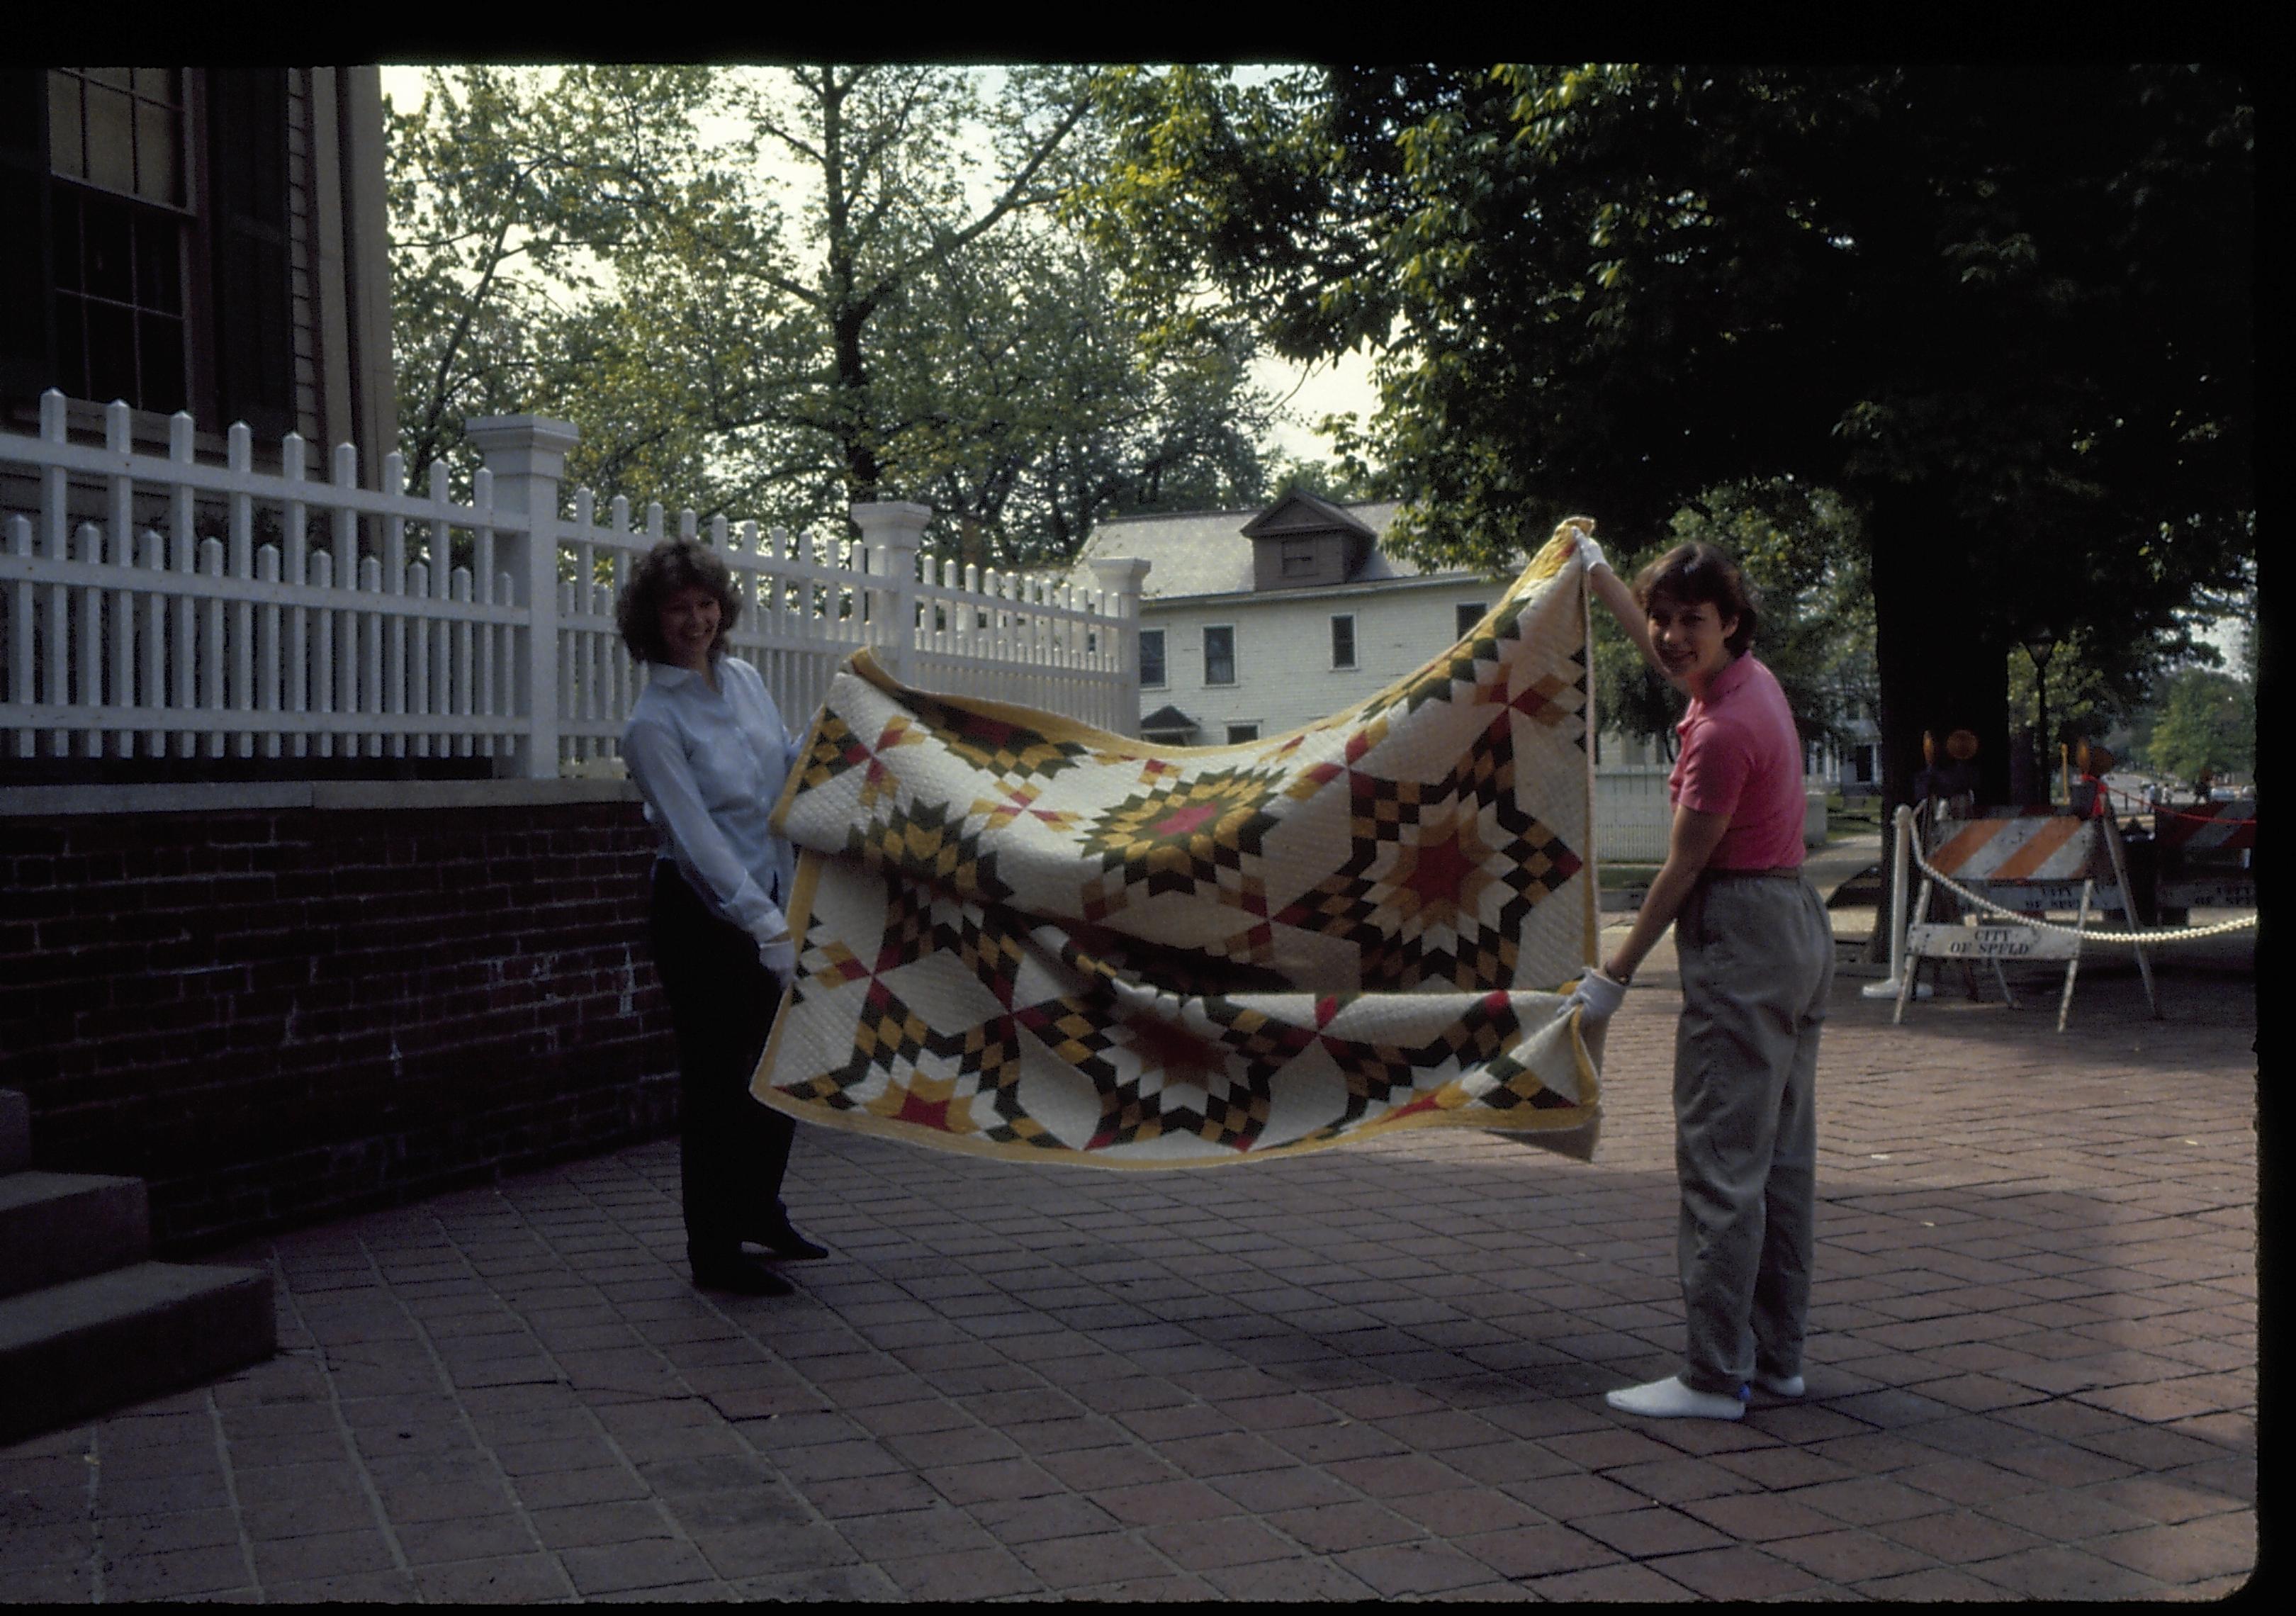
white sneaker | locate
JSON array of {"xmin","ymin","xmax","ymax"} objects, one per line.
[
  {"xmin": 1604, "ymin": 1375, "xmax": 1745, "ymax": 1421},
  {"xmin": 1752, "ymin": 1371, "xmax": 1805, "ymax": 1398}
]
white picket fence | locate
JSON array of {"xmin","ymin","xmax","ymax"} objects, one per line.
[
  {"xmin": 1591, "ymin": 764, "xmax": 1833, "ymax": 863},
  {"xmin": 0, "ymin": 398, "xmax": 1147, "ymax": 776},
  {"xmin": 1594, "ymin": 765, "xmax": 1675, "ymax": 863}
]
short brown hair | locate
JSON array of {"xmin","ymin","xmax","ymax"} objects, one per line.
[
  {"xmin": 1631, "ymin": 542, "xmax": 1759, "ymax": 657},
  {"xmin": 617, "ymin": 539, "xmax": 743, "ymax": 664}
]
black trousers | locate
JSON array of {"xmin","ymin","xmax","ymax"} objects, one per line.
[{"xmin": 648, "ymin": 863, "xmax": 796, "ymax": 1264}]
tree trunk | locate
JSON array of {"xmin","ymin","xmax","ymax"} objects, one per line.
[
  {"xmin": 1867, "ymin": 494, "xmax": 2013, "ymax": 812},
  {"xmin": 1862, "ymin": 489, "xmax": 2013, "ymax": 958}
]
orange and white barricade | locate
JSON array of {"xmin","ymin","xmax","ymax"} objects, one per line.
[
  {"xmin": 2154, "ymin": 799, "xmax": 2257, "ymax": 914},
  {"xmin": 2156, "ymin": 797, "xmax": 2258, "ymax": 855},
  {"xmin": 1893, "ymin": 807, "xmax": 2157, "ymax": 1031}
]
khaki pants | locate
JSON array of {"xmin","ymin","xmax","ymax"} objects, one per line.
[{"xmin": 1672, "ymin": 872, "xmax": 1833, "ymax": 1394}]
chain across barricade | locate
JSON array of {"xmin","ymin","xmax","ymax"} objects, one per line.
[
  {"xmin": 1906, "ymin": 834, "xmax": 2256, "ymax": 944},
  {"xmin": 2153, "ymin": 802, "xmax": 2260, "ymax": 826},
  {"xmin": 1874, "ymin": 801, "xmax": 2251, "ymax": 1032}
]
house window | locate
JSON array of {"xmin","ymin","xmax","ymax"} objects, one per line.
[
  {"xmin": 47, "ymin": 69, "xmax": 190, "ymax": 415},
  {"xmin": 1139, "ymin": 627, "xmax": 1166, "ymax": 688},
  {"xmin": 4, "ymin": 69, "xmax": 295, "ymax": 440},
  {"xmin": 1281, "ymin": 538, "xmax": 1319, "ymax": 578},
  {"xmin": 50, "ymin": 69, "xmax": 184, "ymax": 206},
  {"xmin": 1203, "ymin": 625, "xmax": 1235, "ymax": 686},
  {"xmin": 1226, "ymin": 724, "xmax": 1259, "ymax": 744},
  {"xmin": 1330, "ymin": 614, "xmax": 1356, "ymax": 670},
  {"xmin": 1455, "ymin": 601, "xmax": 1488, "ymax": 641}
]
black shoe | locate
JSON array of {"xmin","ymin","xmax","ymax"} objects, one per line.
[
  {"xmin": 745, "ymin": 1218, "xmax": 828, "ymax": 1262},
  {"xmin": 690, "ymin": 1252, "xmax": 793, "ymax": 1296}
]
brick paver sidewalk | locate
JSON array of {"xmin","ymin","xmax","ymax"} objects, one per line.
[{"xmin": 1, "ymin": 928, "xmax": 2256, "ymax": 1601}]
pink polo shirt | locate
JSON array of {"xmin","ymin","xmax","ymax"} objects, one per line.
[{"xmin": 1668, "ymin": 654, "xmax": 1807, "ymax": 870}]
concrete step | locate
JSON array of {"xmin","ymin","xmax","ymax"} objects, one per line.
[
  {"xmin": 1, "ymin": 1089, "xmax": 28, "ymax": 1173},
  {"xmin": 0, "ymin": 1261, "xmax": 276, "ymax": 1445},
  {"xmin": 0, "ymin": 1172, "xmax": 151, "ymax": 1300}
]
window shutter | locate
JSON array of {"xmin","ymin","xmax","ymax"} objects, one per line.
[
  {"xmin": 0, "ymin": 70, "xmax": 56, "ymax": 415},
  {"xmin": 205, "ymin": 69, "xmax": 293, "ymax": 439}
]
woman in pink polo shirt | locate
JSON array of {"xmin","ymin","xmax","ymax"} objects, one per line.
[{"xmin": 1558, "ymin": 527, "xmax": 1833, "ymax": 1421}]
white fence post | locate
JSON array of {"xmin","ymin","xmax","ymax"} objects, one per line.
[
  {"xmin": 463, "ymin": 415, "xmax": 578, "ymax": 778},
  {"xmin": 850, "ymin": 501, "xmax": 928, "ymax": 689},
  {"xmin": 1086, "ymin": 556, "xmax": 1150, "ymax": 736}
]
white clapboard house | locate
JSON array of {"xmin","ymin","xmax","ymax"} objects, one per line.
[{"xmin": 1069, "ymin": 490, "xmax": 1511, "ymax": 748}]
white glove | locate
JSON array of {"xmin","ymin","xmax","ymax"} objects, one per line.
[
  {"xmin": 757, "ymin": 933, "xmax": 797, "ymax": 986},
  {"xmin": 1554, "ymin": 967, "xmax": 1628, "ymax": 1022},
  {"xmin": 1560, "ymin": 517, "xmax": 1607, "ymax": 575}
]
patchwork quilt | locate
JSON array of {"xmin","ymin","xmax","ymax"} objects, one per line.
[{"xmin": 750, "ymin": 529, "xmax": 1605, "ymax": 1167}]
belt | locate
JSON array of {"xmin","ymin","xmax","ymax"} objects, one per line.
[{"xmin": 1700, "ymin": 865, "xmax": 1804, "ymax": 881}]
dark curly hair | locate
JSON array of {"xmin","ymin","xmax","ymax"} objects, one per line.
[
  {"xmin": 1631, "ymin": 542, "xmax": 1760, "ymax": 657},
  {"xmin": 617, "ymin": 539, "xmax": 743, "ymax": 664}
]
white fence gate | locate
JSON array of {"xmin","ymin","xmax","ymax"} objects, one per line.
[
  {"xmin": 1, "ymin": 400, "xmax": 1146, "ymax": 777},
  {"xmin": 1594, "ymin": 765, "xmax": 1675, "ymax": 863},
  {"xmin": 1589, "ymin": 764, "xmax": 1830, "ymax": 864}
]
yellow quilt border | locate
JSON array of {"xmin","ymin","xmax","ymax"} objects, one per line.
[{"xmin": 750, "ymin": 532, "xmax": 1607, "ymax": 1165}]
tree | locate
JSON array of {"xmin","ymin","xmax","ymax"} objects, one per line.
[
  {"xmin": 872, "ymin": 227, "xmax": 1271, "ymax": 566},
  {"xmin": 2006, "ymin": 627, "xmax": 2138, "ymax": 761},
  {"xmin": 2144, "ymin": 668, "xmax": 2255, "ymax": 784},
  {"xmin": 387, "ymin": 66, "xmax": 1273, "ymax": 562},
  {"xmin": 1086, "ymin": 65, "xmax": 2254, "ymax": 815},
  {"xmin": 386, "ymin": 66, "xmax": 741, "ymax": 496},
  {"xmin": 1261, "ymin": 454, "xmax": 1381, "ymax": 505},
  {"xmin": 1591, "ymin": 479, "xmax": 1876, "ymax": 764}
]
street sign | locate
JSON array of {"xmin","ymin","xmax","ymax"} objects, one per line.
[
  {"xmin": 1907, "ymin": 922, "xmax": 2081, "ymax": 962},
  {"xmin": 1965, "ymin": 880, "xmax": 2125, "ymax": 914},
  {"xmin": 2159, "ymin": 877, "xmax": 2257, "ymax": 911}
]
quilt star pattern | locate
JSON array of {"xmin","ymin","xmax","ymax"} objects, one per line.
[{"xmin": 750, "ymin": 529, "xmax": 1605, "ymax": 1167}]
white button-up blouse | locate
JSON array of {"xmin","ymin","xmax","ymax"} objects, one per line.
[{"xmin": 621, "ymin": 656, "xmax": 804, "ymax": 947}]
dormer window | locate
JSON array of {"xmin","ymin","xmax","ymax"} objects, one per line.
[{"xmin": 1242, "ymin": 490, "xmax": 1379, "ymax": 593}]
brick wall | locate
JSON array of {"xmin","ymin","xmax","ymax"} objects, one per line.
[{"xmin": 1, "ymin": 781, "xmax": 682, "ymax": 1252}]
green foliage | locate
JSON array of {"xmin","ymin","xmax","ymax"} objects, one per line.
[
  {"xmin": 387, "ymin": 66, "xmax": 738, "ymax": 496},
  {"xmin": 1262, "ymin": 454, "xmax": 1380, "ymax": 505},
  {"xmin": 2005, "ymin": 629, "xmax": 2139, "ymax": 756},
  {"xmin": 386, "ymin": 66, "xmax": 1273, "ymax": 564},
  {"xmin": 2144, "ymin": 668, "xmax": 2256, "ymax": 782},
  {"xmin": 1590, "ymin": 480, "xmax": 1874, "ymax": 758},
  {"xmin": 1082, "ymin": 64, "xmax": 2254, "ymax": 790}
]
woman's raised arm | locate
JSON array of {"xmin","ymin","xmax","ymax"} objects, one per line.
[{"xmin": 1560, "ymin": 518, "xmax": 1665, "ymax": 678}]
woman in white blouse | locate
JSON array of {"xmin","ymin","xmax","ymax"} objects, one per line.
[{"xmin": 619, "ymin": 539, "xmax": 824, "ymax": 1296}]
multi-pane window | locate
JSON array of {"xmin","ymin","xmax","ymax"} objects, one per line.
[
  {"xmin": 47, "ymin": 69, "xmax": 190, "ymax": 415},
  {"xmin": 50, "ymin": 69, "xmax": 186, "ymax": 205},
  {"xmin": 1139, "ymin": 627, "xmax": 1166, "ymax": 688},
  {"xmin": 1330, "ymin": 614, "xmax": 1356, "ymax": 669},
  {"xmin": 1203, "ymin": 625, "xmax": 1236, "ymax": 686},
  {"xmin": 1455, "ymin": 601, "xmax": 1488, "ymax": 641},
  {"xmin": 1225, "ymin": 724, "xmax": 1259, "ymax": 744}
]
